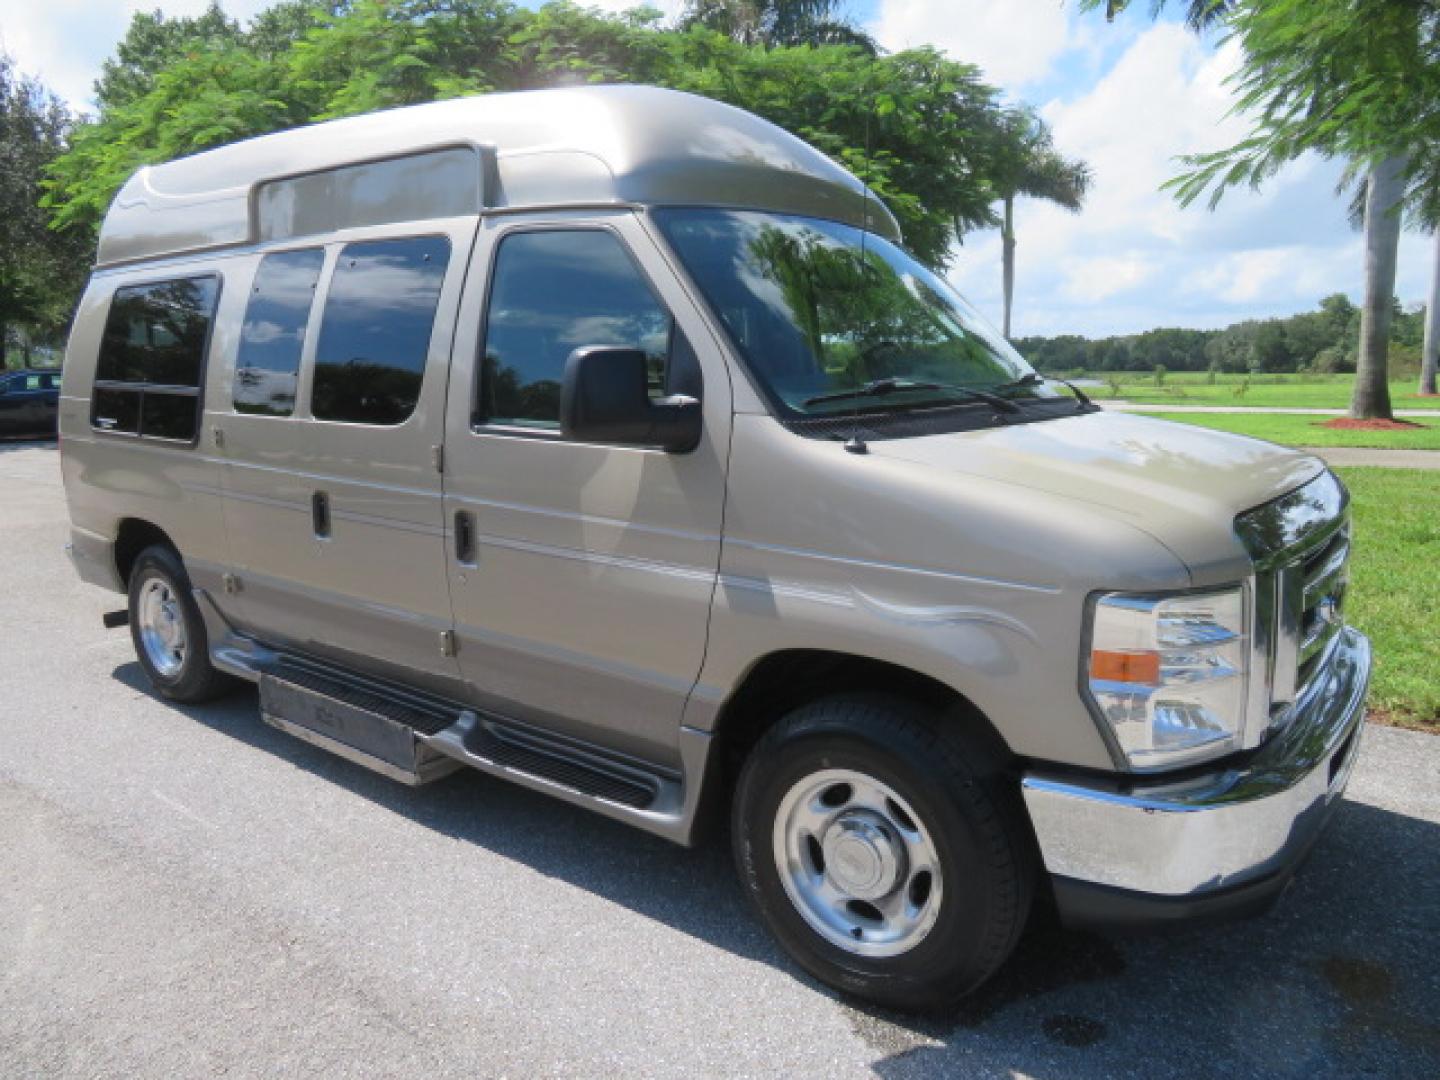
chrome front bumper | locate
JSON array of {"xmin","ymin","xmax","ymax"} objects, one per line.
[{"xmin": 1023, "ymin": 627, "xmax": 1370, "ymax": 920}]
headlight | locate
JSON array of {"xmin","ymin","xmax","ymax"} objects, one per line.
[{"xmin": 1084, "ymin": 587, "xmax": 1248, "ymax": 771}]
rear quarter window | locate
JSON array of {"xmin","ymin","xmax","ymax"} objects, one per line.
[{"xmin": 92, "ymin": 276, "xmax": 220, "ymax": 441}]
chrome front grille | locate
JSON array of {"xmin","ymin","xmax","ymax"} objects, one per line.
[
  {"xmin": 1296, "ymin": 522, "xmax": 1351, "ymax": 687},
  {"xmin": 1235, "ymin": 470, "xmax": 1351, "ymax": 740}
]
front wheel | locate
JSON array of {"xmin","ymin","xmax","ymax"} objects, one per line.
[{"xmin": 732, "ymin": 695, "xmax": 1035, "ymax": 1012}]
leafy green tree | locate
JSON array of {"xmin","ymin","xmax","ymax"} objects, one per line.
[
  {"xmin": 679, "ymin": 1, "xmax": 875, "ymax": 51},
  {"xmin": 246, "ymin": 1, "xmax": 342, "ymax": 60},
  {"xmin": 0, "ymin": 53, "xmax": 90, "ymax": 366},
  {"xmin": 47, "ymin": 43, "xmax": 297, "ymax": 235},
  {"xmin": 1250, "ymin": 320, "xmax": 1289, "ymax": 373},
  {"xmin": 1016, "ymin": 291, "xmax": 1426, "ymax": 378},
  {"xmin": 1318, "ymin": 293, "xmax": 1358, "ymax": 338},
  {"xmin": 503, "ymin": 2, "xmax": 668, "ymax": 94},
  {"xmin": 46, "ymin": 2, "xmax": 1018, "ymax": 271},
  {"xmin": 94, "ymin": 2, "xmax": 243, "ymax": 111},
  {"xmin": 990, "ymin": 107, "xmax": 1091, "ymax": 338},
  {"xmin": 661, "ymin": 36, "xmax": 1007, "ymax": 265}
]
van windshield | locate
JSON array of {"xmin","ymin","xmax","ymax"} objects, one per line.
[{"xmin": 653, "ymin": 209, "xmax": 1054, "ymax": 418}]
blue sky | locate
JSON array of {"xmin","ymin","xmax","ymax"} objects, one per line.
[{"xmin": 3, "ymin": 1, "xmax": 1431, "ymax": 337}]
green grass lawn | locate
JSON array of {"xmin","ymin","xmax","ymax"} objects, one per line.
[
  {"xmin": 1085, "ymin": 371, "xmax": 1440, "ymax": 410},
  {"xmin": 1337, "ymin": 468, "xmax": 1440, "ymax": 732},
  {"xmin": 1145, "ymin": 411, "xmax": 1440, "ymax": 449}
]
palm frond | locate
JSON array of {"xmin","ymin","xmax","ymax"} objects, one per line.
[{"xmin": 1081, "ymin": 0, "xmax": 1232, "ymax": 31}]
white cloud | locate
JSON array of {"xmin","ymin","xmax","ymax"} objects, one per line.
[
  {"xmin": 938, "ymin": 22, "xmax": 1434, "ymax": 337},
  {"xmin": 1037, "ymin": 28, "xmax": 1249, "ymax": 245},
  {"xmin": 1060, "ymin": 253, "xmax": 1158, "ymax": 303},
  {"xmin": 871, "ymin": 0, "xmax": 1086, "ymax": 89},
  {"xmin": 1, "ymin": 2, "xmax": 275, "ymax": 110}
]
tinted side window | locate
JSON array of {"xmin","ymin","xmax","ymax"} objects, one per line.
[
  {"xmin": 97, "ymin": 278, "xmax": 217, "ymax": 386},
  {"xmin": 234, "ymin": 248, "xmax": 325, "ymax": 416},
  {"xmin": 480, "ymin": 230, "xmax": 673, "ymax": 430},
  {"xmin": 311, "ymin": 237, "xmax": 450, "ymax": 425},
  {"xmin": 92, "ymin": 276, "xmax": 219, "ymax": 440}
]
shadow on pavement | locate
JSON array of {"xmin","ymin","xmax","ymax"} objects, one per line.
[{"xmin": 112, "ymin": 662, "xmax": 1440, "ymax": 1079}]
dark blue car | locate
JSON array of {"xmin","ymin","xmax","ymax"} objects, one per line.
[{"xmin": 0, "ymin": 368, "xmax": 61, "ymax": 438}]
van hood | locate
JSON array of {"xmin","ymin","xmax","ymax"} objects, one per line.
[{"xmin": 865, "ymin": 410, "xmax": 1324, "ymax": 579}]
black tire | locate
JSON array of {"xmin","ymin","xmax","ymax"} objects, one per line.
[
  {"xmin": 732, "ymin": 694, "xmax": 1036, "ymax": 1012},
  {"xmin": 127, "ymin": 544, "xmax": 234, "ymax": 704}
]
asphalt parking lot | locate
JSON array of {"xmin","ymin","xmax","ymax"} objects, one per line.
[{"xmin": 2, "ymin": 439, "xmax": 1437, "ymax": 1078}]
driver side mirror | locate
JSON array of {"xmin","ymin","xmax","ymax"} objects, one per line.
[{"xmin": 560, "ymin": 346, "xmax": 702, "ymax": 453}]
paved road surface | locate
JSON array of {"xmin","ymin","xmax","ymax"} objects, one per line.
[{"xmin": 2, "ymin": 441, "xmax": 1437, "ymax": 1079}]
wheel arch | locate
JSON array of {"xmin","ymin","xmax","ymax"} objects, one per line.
[
  {"xmin": 708, "ymin": 649, "xmax": 1016, "ymax": 796},
  {"xmin": 114, "ymin": 518, "xmax": 178, "ymax": 588}
]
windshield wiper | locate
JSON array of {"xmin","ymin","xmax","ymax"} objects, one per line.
[
  {"xmin": 991, "ymin": 372, "xmax": 1044, "ymax": 393},
  {"xmin": 804, "ymin": 377, "xmax": 1019, "ymax": 412},
  {"xmin": 990, "ymin": 371, "xmax": 1095, "ymax": 411},
  {"xmin": 1048, "ymin": 376, "xmax": 1095, "ymax": 409}
]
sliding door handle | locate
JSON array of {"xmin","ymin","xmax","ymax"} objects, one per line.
[
  {"xmin": 454, "ymin": 510, "xmax": 476, "ymax": 564},
  {"xmin": 312, "ymin": 491, "xmax": 331, "ymax": 539}
]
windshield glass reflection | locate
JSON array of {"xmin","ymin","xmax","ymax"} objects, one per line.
[{"xmin": 655, "ymin": 209, "xmax": 1050, "ymax": 417}]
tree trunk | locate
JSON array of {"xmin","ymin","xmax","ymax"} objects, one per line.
[
  {"xmin": 1001, "ymin": 195, "xmax": 1016, "ymax": 339},
  {"xmin": 1421, "ymin": 230, "xmax": 1440, "ymax": 397},
  {"xmin": 1351, "ymin": 155, "xmax": 1407, "ymax": 420}
]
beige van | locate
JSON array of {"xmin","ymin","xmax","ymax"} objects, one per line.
[{"xmin": 61, "ymin": 86, "xmax": 1370, "ymax": 1010}]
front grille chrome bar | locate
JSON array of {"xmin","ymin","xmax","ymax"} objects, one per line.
[{"xmin": 1235, "ymin": 471, "xmax": 1351, "ymax": 744}]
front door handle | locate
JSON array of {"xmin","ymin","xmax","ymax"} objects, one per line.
[
  {"xmin": 312, "ymin": 491, "xmax": 331, "ymax": 539},
  {"xmin": 454, "ymin": 510, "xmax": 476, "ymax": 564}
]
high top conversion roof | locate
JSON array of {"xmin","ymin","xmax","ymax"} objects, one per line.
[{"xmin": 97, "ymin": 84, "xmax": 901, "ymax": 269}]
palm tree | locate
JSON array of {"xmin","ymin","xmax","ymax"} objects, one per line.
[
  {"xmin": 1088, "ymin": 0, "xmax": 1424, "ymax": 421},
  {"xmin": 1351, "ymin": 156, "xmax": 1407, "ymax": 418},
  {"xmin": 993, "ymin": 109, "xmax": 1092, "ymax": 338},
  {"xmin": 680, "ymin": 1, "xmax": 876, "ymax": 52},
  {"xmin": 1422, "ymin": 229, "xmax": 1439, "ymax": 396},
  {"xmin": 1411, "ymin": 187, "xmax": 1440, "ymax": 397},
  {"xmin": 1085, "ymin": 0, "xmax": 1231, "ymax": 30}
]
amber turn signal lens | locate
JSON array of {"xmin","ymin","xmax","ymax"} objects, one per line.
[{"xmin": 1090, "ymin": 649, "xmax": 1161, "ymax": 686}]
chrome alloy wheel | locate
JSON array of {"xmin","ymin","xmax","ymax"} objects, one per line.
[
  {"xmin": 772, "ymin": 768, "xmax": 943, "ymax": 958},
  {"xmin": 137, "ymin": 577, "xmax": 187, "ymax": 678}
]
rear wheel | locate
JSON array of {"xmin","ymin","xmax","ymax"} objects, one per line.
[
  {"xmin": 128, "ymin": 544, "xmax": 234, "ymax": 703},
  {"xmin": 733, "ymin": 695, "xmax": 1035, "ymax": 1012}
]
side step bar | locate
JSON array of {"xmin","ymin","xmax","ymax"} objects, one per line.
[
  {"xmin": 425, "ymin": 712, "xmax": 661, "ymax": 809},
  {"xmin": 258, "ymin": 668, "xmax": 461, "ymax": 787},
  {"xmin": 255, "ymin": 657, "xmax": 697, "ymax": 832},
  {"xmin": 262, "ymin": 709, "xmax": 460, "ymax": 787}
]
